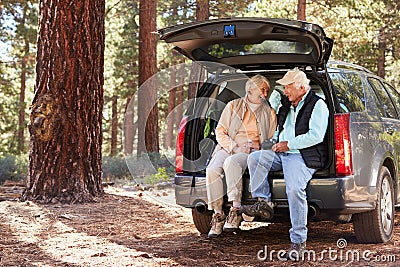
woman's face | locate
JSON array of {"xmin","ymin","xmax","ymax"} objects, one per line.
[{"xmin": 247, "ymin": 85, "xmax": 268, "ymax": 104}]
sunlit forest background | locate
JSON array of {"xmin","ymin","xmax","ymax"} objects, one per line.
[{"xmin": 0, "ymin": 0, "xmax": 399, "ymax": 183}]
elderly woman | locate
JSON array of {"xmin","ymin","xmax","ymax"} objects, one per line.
[{"xmin": 206, "ymin": 74, "xmax": 277, "ymax": 238}]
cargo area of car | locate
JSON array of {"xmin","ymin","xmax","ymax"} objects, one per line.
[{"xmin": 175, "ymin": 70, "xmax": 337, "ymax": 214}]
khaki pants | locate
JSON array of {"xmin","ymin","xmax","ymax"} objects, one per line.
[{"xmin": 206, "ymin": 149, "xmax": 248, "ymax": 210}]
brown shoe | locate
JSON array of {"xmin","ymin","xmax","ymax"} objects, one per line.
[{"xmin": 241, "ymin": 199, "xmax": 274, "ymax": 220}]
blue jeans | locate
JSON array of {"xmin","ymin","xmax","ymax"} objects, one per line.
[{"xmin": 247, "ymin": 150, "xmax": 316, "ymax": 243}]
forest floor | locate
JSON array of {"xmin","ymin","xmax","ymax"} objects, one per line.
[{"xmin": 1, "ymin": 183, "xmax": 400, "ymax": 266}]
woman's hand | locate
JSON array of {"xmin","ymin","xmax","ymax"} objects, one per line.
[{"xmin": 233, "ymin": 143, "xmax": 251, "ymax": 154}]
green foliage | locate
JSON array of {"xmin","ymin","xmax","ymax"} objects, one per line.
[
  {"xmin": 0, "ymin": 0, "xmax": 37, "ymax": 155},
  {"xmin": 308, "ymin": 0, "xmax": 399, "ymax": 88},
  {"xmin": 0, "ymin": 154, "xmax": 28, "ymax": 184},
  {"xmin": 147, "ymin": 151, "xmax": 176, "ymax": 176},
  {"xmin": 145, "ymin": 167, "xmax": 170, "ymax": 185}
]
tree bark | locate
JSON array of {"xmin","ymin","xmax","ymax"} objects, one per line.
[
  {"xmin": 175, "ymin": 64, "xmax": 186, "ymax": 130},
  {"xmin": 124, "ymin": 95, "xmax": 136, "ymax": 155},
  {"xmin": 377, "ymin": 27, "xmax": 386, "ymax": 79},
  {"xmin": 23, "ymin": 0, "xmax": 105, "ymax": 204},
  {"xmin": 165, "ymin": 66, "xmax": 176, "ymax": 149},
  {"xmin": 17, "ymin": 8, "xmax": 29, "ymax": 154},
  {"xmin": 137, "ymin": 0, "xmax": 158, "ymax": 155},
  {"xmin": 18, "ymin": 44, "xmax": 28, "ymax": 154},
  {"xmin": 297, "ymin": 0, "xmax": 306, "ymax": 21},
  {"xmin": 110, "ymin": 95, "xmax": 118, "ymax": 156},
  {"xmin": 187, "ymin": 0, "xmax": 209, "ymax": 100},
  {"xmin": 196, "ymin": 0, "xmax": 209, "ymax": 21}
]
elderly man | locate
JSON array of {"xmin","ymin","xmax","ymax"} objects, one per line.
[
  {"xmin": 241, "ymin": 68, "xmax": 329, "ymax": 259},
  {"xmin": 206, "ymin": 74, "xmax": 277, "ymax": 238}
]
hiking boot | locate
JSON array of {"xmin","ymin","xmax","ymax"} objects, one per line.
[
  {"xmin": 223, "ymin": 207, "xmax": 243, "ymax": 232},
  {"xmin": 240, "ymin": 199, "xmax": 274, "ymax": 220},
  {"xmin": 208, "ymin": 213, "xmax": 226, "ymax": 238},
  {"xmin": 284, "ymin": 242, "xmax": 307, "ymax": 261}
]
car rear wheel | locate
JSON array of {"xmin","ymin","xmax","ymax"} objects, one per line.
[
  {"xmin": 192, "ymin": 208, "xmax": 212, "ymax": 234},
  {"xmin": 353, "ymin": 166, "xmax": 394, "ymax": 243}
]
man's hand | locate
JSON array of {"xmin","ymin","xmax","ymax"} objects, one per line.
[
  {"xmin": 272, "ymin": 141, "xmax": 289, "ymax": 153},
  {"xmin": 233, "ymin": 143, "xmax": 251, "ymax": 154}
]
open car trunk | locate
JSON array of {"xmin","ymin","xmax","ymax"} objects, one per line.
[{"xmin": 159, "ymin": 18, "xmax": 333, "ymax": 71}]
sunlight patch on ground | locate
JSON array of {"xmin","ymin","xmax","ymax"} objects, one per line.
[
  {"xmin": 0, "ymin": 201, "xmax": 176, "ymax": 266},
  {"xmin": 105, "ymin": 186, "xmax": 194, "ymax": 223}
]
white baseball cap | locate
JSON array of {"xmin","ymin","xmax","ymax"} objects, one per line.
[{"xmin": 276, "ymin": 68, "xmax": 310, "ymax": 86}]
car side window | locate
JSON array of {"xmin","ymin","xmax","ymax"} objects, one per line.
[
  {"xmin": 383, "ymin": 82, "xmax": 400, "ymax": 119},
  {"xmin": 368, "ymin": 78, "xmax": 398, "ymax": 119},
  {"xmin": 329, "ymin": 71, "xmax": 365, "ymax": 112}
]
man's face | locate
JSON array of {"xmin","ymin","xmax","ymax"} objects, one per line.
[{"xmin": 283, "ymin": 83, "xmax": 306, "ymax": 103}]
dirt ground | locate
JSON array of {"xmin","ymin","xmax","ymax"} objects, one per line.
[{"xmin": 0, "ymin": 185, "xmax": 400, "ymax": 267}]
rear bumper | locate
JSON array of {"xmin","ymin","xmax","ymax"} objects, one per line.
[{"xmin": 174, "ymin": 174, "xmax": 376, "ymax": 213}]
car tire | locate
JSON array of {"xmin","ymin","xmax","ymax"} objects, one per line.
[
  {"xmin": 192, "ymin": 208, "xmax": 212, "ymax": 234},
  {"xmin": 353, "ymin": 166, "xmax": 394, "ymax": 243}
]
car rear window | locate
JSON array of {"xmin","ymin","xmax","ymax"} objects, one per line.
[
  {"xmin": 201, "ymin": 40, "xmax": 313, "ymax": 59},
  {"xmin": 329, "ymin": 72, "xmax": 365, "ymax": 112}
]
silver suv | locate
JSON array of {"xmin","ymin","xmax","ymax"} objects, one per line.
[{"xmin": 159, "ymin": 18, "xmax": 400, "ymax": 243}]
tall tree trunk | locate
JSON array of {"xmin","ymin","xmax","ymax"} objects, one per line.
[
  {"xmin": 196, "ymin": 0, "xmax": 209, "ymax": 21},
  {"xmin": 124, "ymin": 96, "xmax": 134, "ymax": 155},
  {"xmin": 110, "ymin": 95, "xmax": 118, "ymax": 156},
  {"xmin": 175, "ymin": 64, "xmax": 186, "ymax": 130},
  {"xmin": 17, "ymin": 8, "xmax": 29, "ymax": 154},
  {"xmin": 187, "ymin": 0, "xmax": 210, "ymax": 100},
  {"xmin": 18, "ymin": 44, "xmax": 28, "ymax": 153},
  {"xmin": 297, "ymin": 0, "xmax": 306, "ymax": 21},
  {"xmin": 165, "ymin": 66, "xmax": 176, "ymax": 149},
  {"xmin": 377, "ymin": 27, "xmax": 386, "ymax": 79},
  {"xmin": 137, "ymin": 0, "xmax": 158, "ymax": 155},
  {"xmin": 23, "ymin": 0, "xmax": 105, "ymax": 204}
]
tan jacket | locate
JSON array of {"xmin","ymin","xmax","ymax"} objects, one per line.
[{"xmin": 213, "ymin": 98, "xmax": 277, "ymax": 155}]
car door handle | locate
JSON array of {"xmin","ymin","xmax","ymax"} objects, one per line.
[{"xmin": 386, "ymin": 127, "xmax": 394, "ymax": 135}]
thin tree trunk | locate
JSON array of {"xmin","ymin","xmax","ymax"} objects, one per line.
[
  {"xmin": 165, "ymin": 66, "xmax": 176, "ymax": 149},
  {"xmin": 137, "ymin": 0, "xmax": 158, "ymax": 155},
  {"xmin": 175, "ymin": 64, "xmax": 186, "ymax": 130},
  {"xmin": 110, "ymin": 95, "xmax": 118, "ymax": 156},
  {"xmin": 187, "ymin": 0, "xmax": 210, "ymax": 100},
  {"xmin": 23, "ymin": 0, "xmax": 105, "ymax": 204},
  {"xmin": 297, "ymin": 0, "xmax": 306, "ymax": 21},
  {"xmin": 196, "ymin": 0, "xmax": 209, "ymax": 21},
  {"xmin": 377, "ymin": 27, "xmax": 386, "ymax": 78},
  {"xmin": 17, "ymin": 8, "xmax": 29, "ymax": 153},
  {"xmin": 124, "ymin": 96, "xmax": 134, "ymax": 155},
  {"xmin": 18, "ymin": 46, "xmax": 27, "ymax": 153},
  {"xmin": 188, "ymin": 63, "xmax": 204, "ymax": 99}
]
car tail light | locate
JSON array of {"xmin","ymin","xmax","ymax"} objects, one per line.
[
  {"xmin": 334, "ymin": 113, "xmax": 353, "ymax": 176},
  {"xmin": 176, "ymin": 116, "xmax": 188, "ymax": 173}
]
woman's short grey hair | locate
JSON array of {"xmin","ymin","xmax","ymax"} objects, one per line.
[{"xmin": 245, "ymin": 74, "xmax": 270, "ymax": 94}]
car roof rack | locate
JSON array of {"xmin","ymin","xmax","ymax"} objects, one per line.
[{"xmin": 327, "ymin": 61, "xmax": 373, "ymax": 74}]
